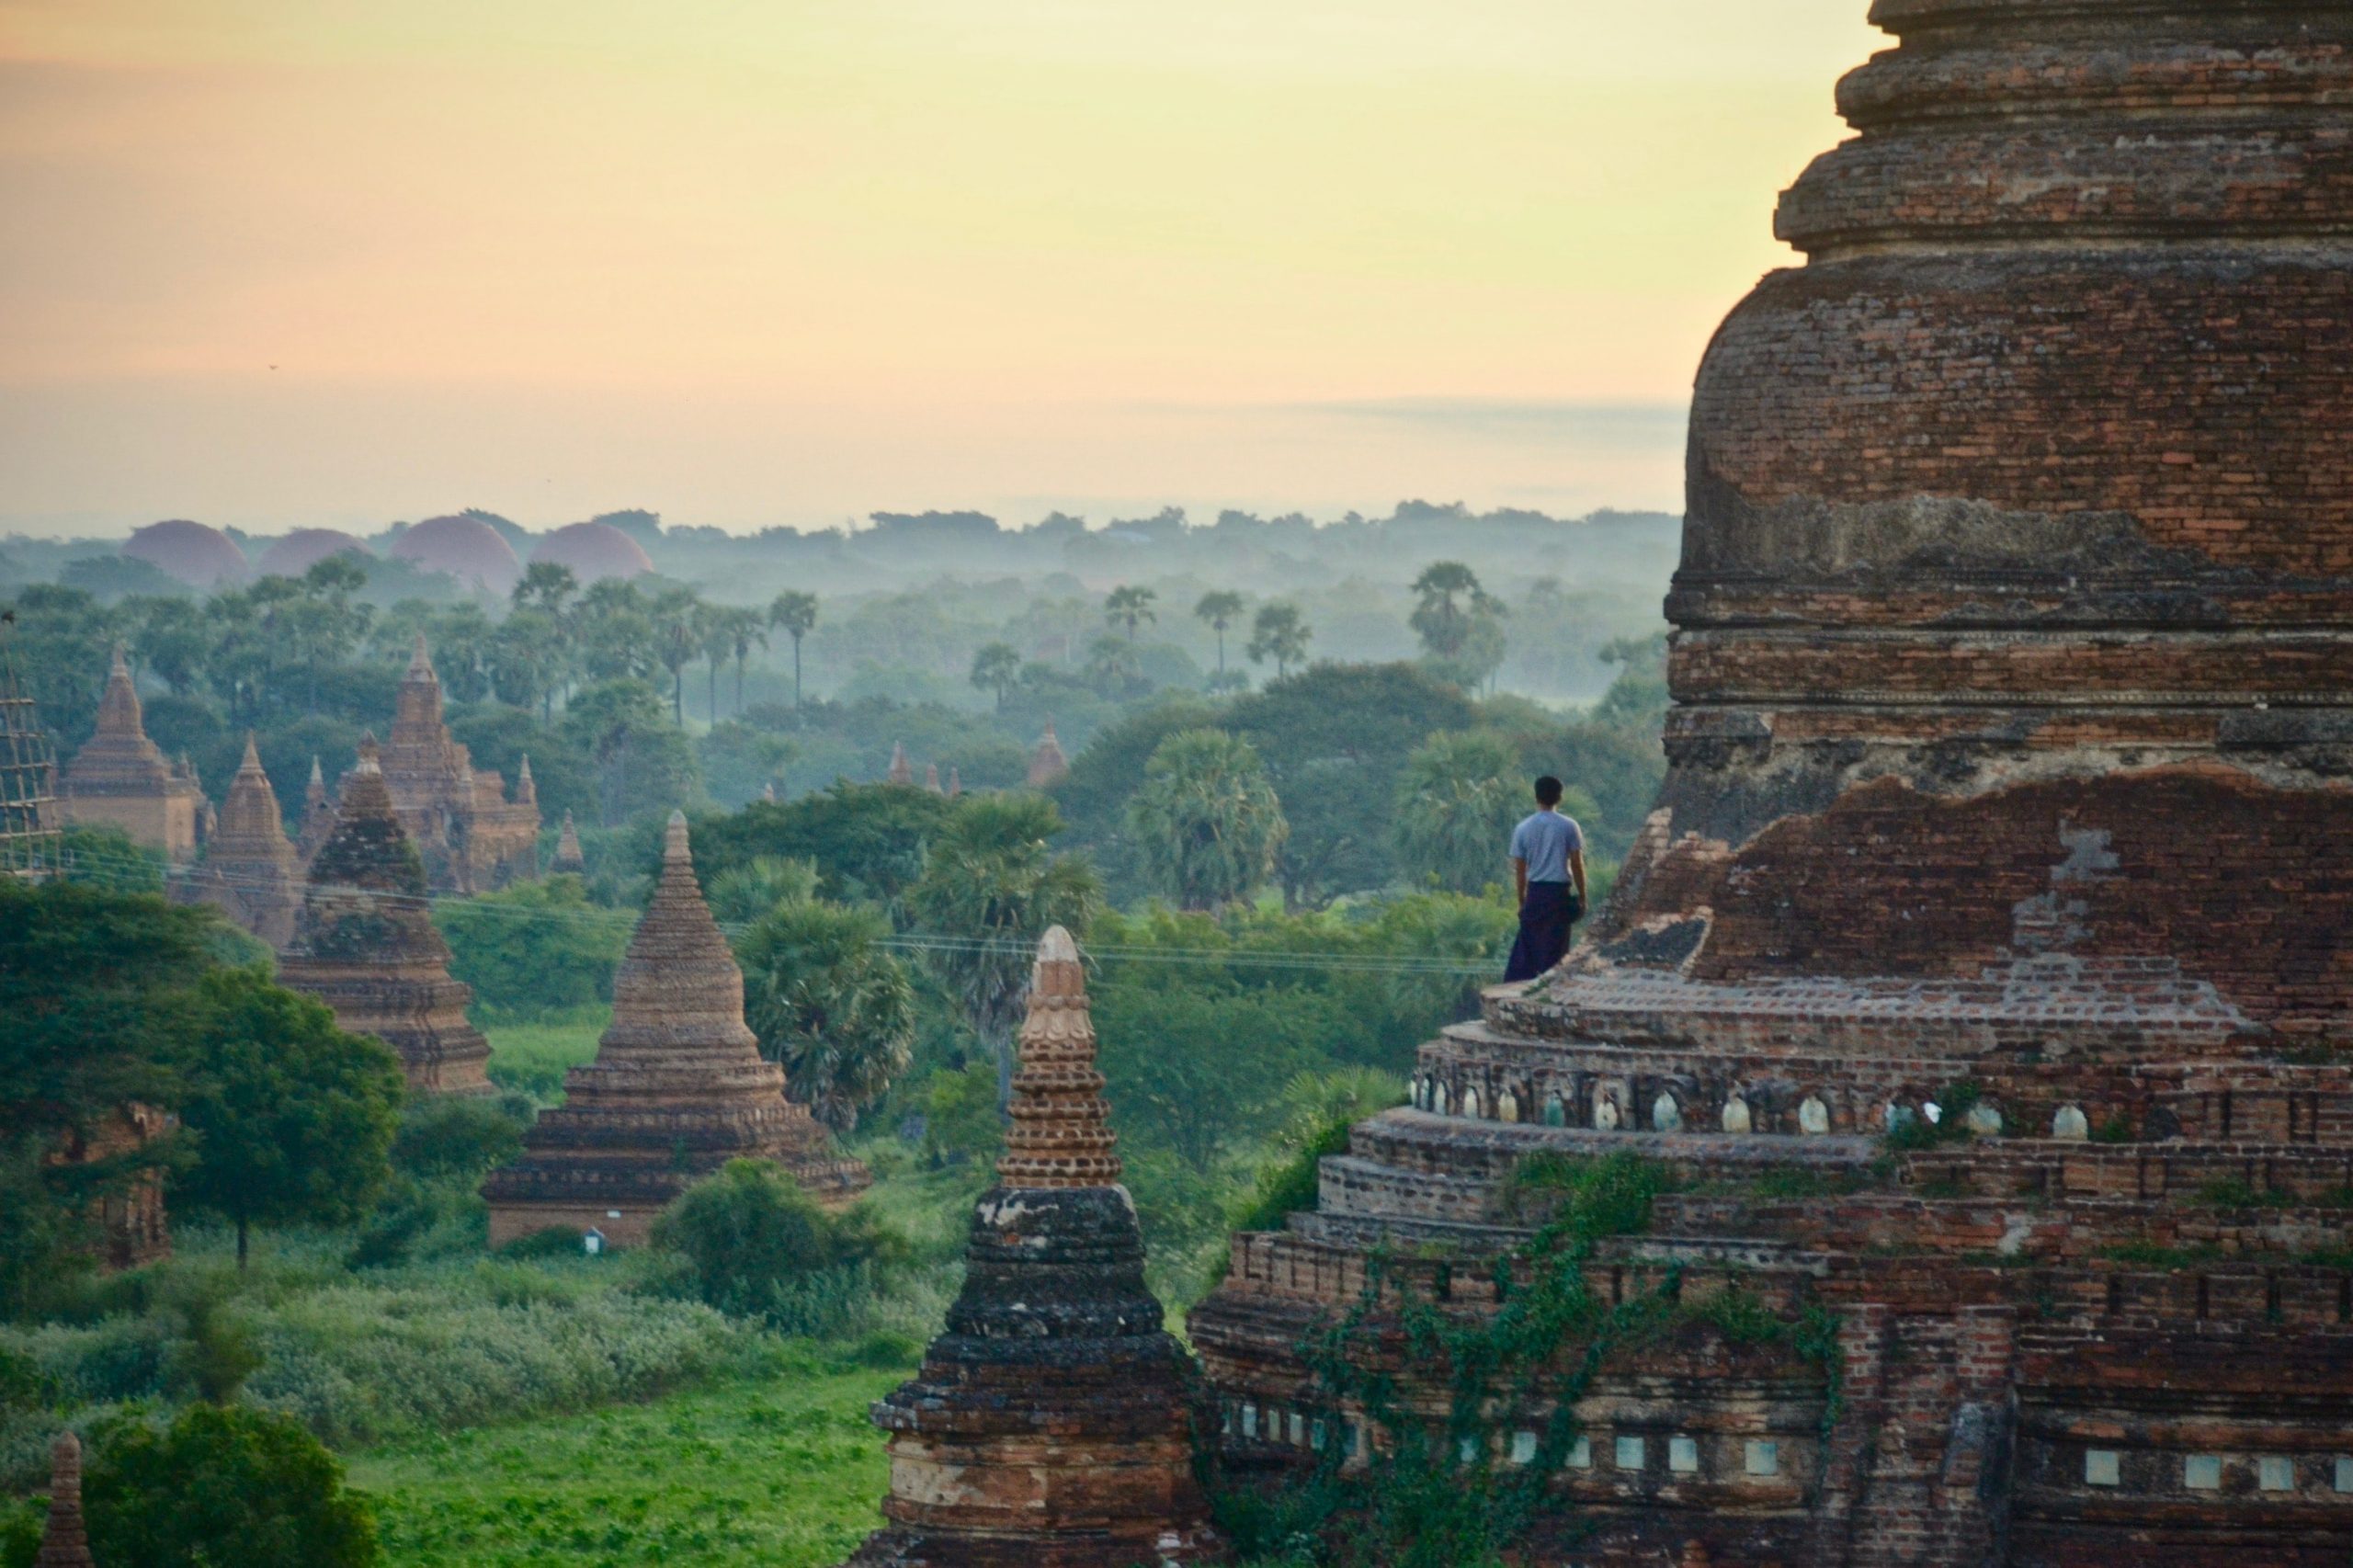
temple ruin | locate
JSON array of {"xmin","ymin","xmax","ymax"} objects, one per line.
[
  {"xmin": 277, "ymin": 737, "xmax": 494, "ymax": 1095},
  {"xmin": 482, "ymin": 811, "xmax": 869, "ymax": 1246},
  {"xmin": 1026, "ymin": 719, "xmax": 1068, "ymax": 789},
  {"xmin": 179, "ymin": 733, "xmax": 301, "ymax": 949},
  {"xmin": 33, "ymin": 1432, "xmax": 96, "ymax": 1568},
  {"xmin": 347, "ymin": 634, "xmax": 538, "ymax": 892},
  {"xmin": 550, "ymin": 808, "xmax": 585, "ymax": 873},
  {"xmin": 60, "ymin": 645, "xmax": 203, "ymax": 862},
  {"xmin": 1189, "ymin": 2, "xmax": 2353, "ymax": 1562},
  {"xmin": 847, "ymin": 926, "xmax": 1223, "ymax": 1568}
]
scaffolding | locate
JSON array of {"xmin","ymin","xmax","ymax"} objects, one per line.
[{"xmin": 0, "ymin": 612, "xmax": 63, "ymax": 877}]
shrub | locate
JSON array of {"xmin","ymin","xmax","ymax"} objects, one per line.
[
  {"xmin": 85, "ymin": 1403, "xmax": 380, "ymax": 1567},
  {"xmin": 651, "ymin": 1160, "xmax": 897, "ymax": 1336},
  {"xmin": 431, "ymin": 879, "xmax": 632, "ymax": 1022}
]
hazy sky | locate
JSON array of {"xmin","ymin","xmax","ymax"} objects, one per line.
[{"xmin": 0, "ymin": 0, "xmax": 1881, "ymax": 537}]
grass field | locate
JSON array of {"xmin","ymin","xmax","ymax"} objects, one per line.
[
  {"xmin": 483, "ymin": 1008, "xmax": 610, "ymax": 1102},
  {"xmin": 351, "ymin": 1351, "xmax": 904, "ymax": 1568}
]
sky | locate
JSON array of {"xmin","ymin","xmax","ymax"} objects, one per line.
[{"xmin": 0, "ymin": 0, "xmax": 1883, "ymax": 538}]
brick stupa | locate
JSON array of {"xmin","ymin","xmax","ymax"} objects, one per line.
[
  {"xmin": 1025, "ymin": 720, "xmax": 1068, "ymax": 789},
  {"xmin": 181, "ymin": 733, "xmax": 301, "ymax": 949},
  {"xmin": 482, "ymin": 811, "xmax": 869, "ymax": 1245},
  {"xmin": 34, "ymin": 1431, "xmax": 95, "ymax": 1568},
  {"xmin": 848, "ymin": 926, "xmax": 1223, "ymax": 1568},
  {"xmin": 1191, "ymin": 1, "xmax": 2353, "ymax": 1563},
  {"xmin": 347, "ymin": 633, "xmax": 538, "ymax": 892},
  {"xmin": 61, "ymin": 644, "xmax": 202, "ymax": 861},
  {"xmin": 550, "ymin": 809, "xmax": 586, "ymax": 873},
  {"xmin": 278, "ymin": 737, "xmax": 494, "ymax": 1095}
]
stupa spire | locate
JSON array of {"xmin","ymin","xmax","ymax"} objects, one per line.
[
  {"xmin": 1027, "ymin": 716, "xmax": 1069, "ymax": 788},
  {"xmin": 887, "ymin": 741, "xmax": 914, "ymax": 786},
  {"xmin": 996, "ymin": 926, "xmax": 1120, "ymax": 1189},
  {"xmin": 515, "ymin": 753, "xmax": 535, "ymax": 804},
  {"xmin": 62, "ymin": 642, "xmax": 200, "ymax": 860},
  {"xmin": 551, "ymin": 808, "xmax": 585, "ymax": 873},
  {"xmin": 924, "ymin": 762, "xmax": 941, "ymax": 794},
  {"xmin": 406, "ymin": 630, "xmax": 435, "ymax": 681},
  {"xmin": 95, "ymin": 644, "xmax": 140, "ymax": 736},
  {"xmin": 34, "ymin": 1431, "xmax": 95, "ymax": 1568}
]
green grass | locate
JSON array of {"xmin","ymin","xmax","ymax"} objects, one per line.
[
  {"xmin": 350, "ymin": 1350, "xmax": 906, "ymax": 1568},
  {"xmin": 483, "ymin": 1007, "xmax": 610, "ymax": 1102}
]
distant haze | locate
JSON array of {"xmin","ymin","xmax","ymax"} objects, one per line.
[{"xmin": 0, "ymin": 0, "xmax": 1880, "ymax": 537}]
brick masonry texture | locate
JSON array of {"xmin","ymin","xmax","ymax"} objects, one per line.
[{"xmin": 1187, "ymin": 1, "xmax": 2353, "ymax": 1562}]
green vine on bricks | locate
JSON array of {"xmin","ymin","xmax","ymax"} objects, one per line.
[{"xmin": 1214, "ymin": 1153, "xmax": 1851, "ymax": 1567}]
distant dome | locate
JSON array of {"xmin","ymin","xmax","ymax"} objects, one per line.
[
  {"xmin": 256, "ymin": 528, "xmax": 373, "ymax": 579},
  {"xmin": 122, "ymin": 519, "xmax": 247, "ymax": 589},
  {"xmin": 531, "ymin": 521, "xmax": 654, "ymax": 585},
  {"xmin": 388, "ymin": 515, "xmax": 523, "ymax": 595}
]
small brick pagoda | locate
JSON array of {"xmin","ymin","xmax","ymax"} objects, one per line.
[
  {"xmin": 482, "ymin": 811, "xmax": 868, "ymax": 1246},
  {"xmin": 180, "ymin": 733, "xmax": 301, "ymax": 949},
  {"xmin": 549, "ymin": 808, "xmax": 585, "ymax": 873},
  {"xmin": 60, "ymin": 644, "xmax": 203, "ymax": 862},
  {"xmin": 847, "ymin": 926, "xmax": 1223, "ymax": 1568},
  {"xmin": 347, "ymin": 633, "xmax": 538, "ymax": 892},
  {"xmin": 33, "ymin": 1431, "xmax": 95, "ymax": 1568},
  {"xmin": 1189, "ymin": 1, "xmax": 2353, "ymax": 1563},
  {"xmin": 1026, "ymin": 720, "xmax": 1068, "ymax": 789},
  {"xmin": 278, "ymin": 737, "xmax": 494, "ymax": 1095}
]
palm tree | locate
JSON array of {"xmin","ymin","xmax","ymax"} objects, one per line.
[
  {"xmin": 768, "ymin": 590, "xmax": 820, "ymax": 708},
  {"xmin": 1105, "ymin": 584, "xmax": 1157, "ymax": 642},
  {"xmin": 699, "ymin": 605, "xmax": 736, "ymax": 723},
  {"xmin": 650, "ymin": 588, "xmax": 701, "ymax": 725},
  {"xmin": 1390, "ymin": 730, "xmax": 1526, "ymax": 895},
  {"xmin": 722, "ymin": 608, "xmax": 768, "ymax": 715},
  {"xmin": 735, "ymin": 899, "xmax": 916, "ymax": 1132},
  {"xmin": 904, "ymin": 794, "xmax": 1101, "ymax": 1108},
  {"xmin": 1127, "ymin": 728, "xmax": 1289, "ymax": 911},
  {"xmin": 1193, "ymin": 591, "xmax": 1244, "ymax": 677},
  {"xmin": 1245, "ymin": 602, "xmax": 1312, "ymax": 680},
  {"xmin": 970, "ymin": 642, "xmax": 1022, "ymax": 710},
  {"xmin": 511, "ymin": 561, "xmax": 578, "ymax": 614},
  {"xmin": 1408, "ymin": 561, "xmax": 1505, "ymax": 659}
]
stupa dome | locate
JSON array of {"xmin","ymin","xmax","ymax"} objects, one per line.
[
  {"xmin": 387, "ymin": 515, "xmax": 523, "ymax": 595},
  {"xmin": 530, "ymin": 521, "xmax": 653, "ymax": 585},
  {"xmin": 120, "ymin": 519, "xmax": 247, "ymax": 589},
  {"xmin": 255, "ymin": 528, "xmax": 372, "ymax": 580}
]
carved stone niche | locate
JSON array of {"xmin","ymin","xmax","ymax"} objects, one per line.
[
  {"xmin": 1798, "ymin": 1095, "xmax": 1833, "ymax": 1135},
  {"xmin": 1722, "ymin": 1093, "xmax": 1754, "ymax": 1134}
]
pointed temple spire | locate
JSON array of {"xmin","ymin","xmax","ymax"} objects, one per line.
[
  {"xmin": 551, "ymin": 808, "xmax": 585, "ymax": 873},
  {"xmin": 760, "ymin": 780, "xmax": 778, "ymax": 802},
  {"xmin": 297, "ymin": 754, "xmax": 335, "ymax": 863},
  {"xmin": 887, "ymin": 741, "xmax": 914, "ymax": 786},
  {"xmin": 924, "ymin": 762, "xmax": 941, "ymax": 794},
  {"xmin": 849, "ymin": 926, "xmax": 1221, "ymax": 1566},
  {"xmin": 34, "ymin": 1431, "xmax": 96, "ymax": 1568},
  {"xmin": 1027, "ymin": 716, "xmax": 1069, "ymax": 788},
  {"xmin": 514, "ymin": 753, "xmax": 536, "ymax": 804},
  {"xmin": 360, "ymin": 633, "xmax": 538, "ymax": 891},
  {"xmin": 483, "ymin": 809, "xmax": 869, "ymax": 1244},
  {"xmin": 276, "ymin": 732, "xmax": 493, "ymax": 1094},
  {"xmin": 61, "ymin": 644, "xmax": 201, "ymax": 861},
  {"xmin": 947, "ymin": 766, "xmax": 961, "ymax": 799},
  {"xmin": 185, "ymin": 731, "xmax": 301, "ymax": 949}
]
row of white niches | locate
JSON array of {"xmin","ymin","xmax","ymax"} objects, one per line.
[
  {"xmin": 1225, "ymin": 1400, "xmax": 1783, "ymax": 1480},
  {"xmin": 2086, "ymin": 1449, "xmax": 2353, "ymax": 1494},
  {"xmin": 1415, "ymin": 1074, "xmax": 2102, "ymax": 1142}
]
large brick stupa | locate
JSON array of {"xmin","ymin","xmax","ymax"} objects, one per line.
[
  {"xmin": 482, "ymin": 812, "xmax": 868, "ymax": 1246},
  {"xmin": 847, "ymin": 926, "xmax": 1223, "ymax": 1568},
  {"xmin": 1191, "ymin": 2, "xmax": 2353, "ymax": 1563},
  {"xmin": 277, "ymin": 737, "xmax": 494, "ymax": 1095}
]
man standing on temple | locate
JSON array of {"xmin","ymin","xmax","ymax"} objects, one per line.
[{"xmin": 1503, "ymin": 775, "xmax": 1586, "ymax": 983}]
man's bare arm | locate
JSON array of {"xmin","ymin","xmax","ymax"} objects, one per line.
[
  {"xmin": 1512, "ymin": 857, "xmax": 1528, "ymax": 904},
  {"xmin": 1569, "ymin": 847, "xmax": 1586, "ymax": 904}
]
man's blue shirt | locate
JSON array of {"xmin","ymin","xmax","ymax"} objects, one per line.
[{"xmin": 1509, "ymin": 809, "xmax": 1584, "ymax": 882}]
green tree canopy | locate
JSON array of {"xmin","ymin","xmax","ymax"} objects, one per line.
[
  {"xmin": 1245, "ymin": 601, "xmax": 1312, "ymax": 679},
  {"xmin": 1391, "ymin": 730, "xmax": 1529, "ymax": 896},
  {"xmin": 904, "ymin": 793, "xmax": 1101, "ymax": 1104},
  {"xmin": 1104, "ymin": 583, "xmax": 1157, "ymax": 642},
  {"xmin": 705, "ymin": 854, "xmax": 822, "ymax": 926},
  {"xmin": 172, "ymin": 968, "xmax": 406, "ymax": 1267},
  {"xmin": 85, "ymin": 1403, "xmax": 380, "ymax": 1568},
  {"xmin": 688, "ymin": 783, "xmax": 954, "ymax": 905},
  {"xmin": 651, "ymin": 1158, "xmax": 895, "ymax": 1333},
  {"xmin": 1128, "ymin": 728, "xmax": 1288, "ymax": 913},
  {"xmin": 735, "ymin": 898, "xmax": 916, "ymax": 1132},
  {"xmin": 970, "ymin": 641, "xmax": 1023, "ymax": 710},
  {"xmin": 1192, "ymin": 590, "xmax": 1245, "ymax": 677},
  {"xmin": 433, "ymin": 876, "xmax": 633, "ymax": 1021}
]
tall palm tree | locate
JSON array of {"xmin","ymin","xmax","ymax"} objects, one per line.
[
  {"xmin": 1246, "ymin": 602, "xmax": 1313, "ymax": 680},
  {"xmin": 723, "ymin": 608, "xmax": 768, "ymax": 715},
  {"xmin": 768, "ymin": 591, "xmax": 820, "ymax": 709},
  {"xmin": 970, "ymin": 642, "xmax": 1022, "ymax": 710},
  {"xmin": 1193, "ymin": 590, "xmax": 1244, "ymax": 677},
  {"xmin": 1105, "ymin": 584, "xmax": 1157, "ymax": 642}
]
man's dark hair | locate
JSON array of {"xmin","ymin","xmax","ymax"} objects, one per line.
[{"xmin": 1533, "ymin": 776, "xmax": 1563, "ymax": 807}]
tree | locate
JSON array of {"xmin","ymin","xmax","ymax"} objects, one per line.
[
  {"xmin": 904, "ymin": 793, "xmax": 1102, "ymax": 1106},
  {"xmin": 1128, "ymin": 729, "xmax": 1289, "ymax": 912},
  {"xmin": 1082, "ymin": 631, "xmax": 1143, "ymax": 696},
  {"xmin": 720, "ymin": 606, "xmax": 767, "ymax": 715},
  {"xmin": 559, "ymin": 678, "xmax": 704, "ymax": 827},
  {"xmin": 735, "ymin": 899, "xmax": 916, "ymax": 1131},
  {"xmin": 1245, "ymin": 602, "xmax": 1312, "ymax": 679},
  {"xmin": 1193, "ymin": 590, "xmax": 1244, "ymax": 678},
  {"xmin": 651, "ymin": 587, "xmax": 702, "ymax": 725},
  {"xmin": 651, "ymin": 1159, "xmax": 893, "ymax": 1332},
  {"xmin": 687, "ymin": 783, "xmax": 954, "ymax": 905},
  {"xmin": 1391, "ymin": 730, "xmax": 1542, "ymax": 895},
  {"xmin": 172, "ymin": 968, "xmax": 405, "ymax": 1267},
  {"xmin": 433, "ymin": 877, "xmax": 633, "ymax": 1020},
  {"xmin": 484, "ymin": 607, "xmax": 563, "ymax": 722},
  {"xmin": 1104, "ymin": 584, "xmax": 1156, "ymax": 642},
  {"xmin": 85, "ymin": 1403, "xmax": 380, "ymax": 1568},
  {"xmin": 1409, "ymin": 561, "xmax": 1508, "ymax": 691},
  {"xmin": 130, "ymin": 596, "xmax": 210, "ymax": 697},
  {"xmin": 768, "ymin": 590, "xmax": 820, "ymax": 708},
  {"xmin": 970, "ymin": 642, "xmax": 1022, "ymax": 710},
  {"xmin": 705, "ymin": 854, "xmax": 821, "ymax": 926},
  {"xmin": 511, "ymin": 560, "xmax": 578, "ymax": 614},
  {"xmin": 0, "ymin": 880, "xmax": 205, "ymax": 1314}
]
